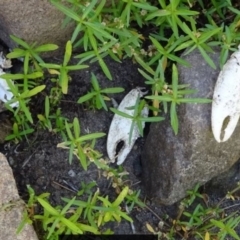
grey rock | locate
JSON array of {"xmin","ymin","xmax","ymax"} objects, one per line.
[
  {"xmin": 205, "ymin": 158, "xmax": 240, "ymax": 196},
  {"xmin": 141, "ymin": 49, "xmax": 240, "ymax": 205},
  {"xmin": 0, "ymin": 0, "xmax": 74, "ymax": 56},
  {"xmin": 0, "ymin": 153, "xmax": 38, "ymax": 240}
]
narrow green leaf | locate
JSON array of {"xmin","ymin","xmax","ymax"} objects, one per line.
[
  {"xmin": 77, "ymin": 223, "xmax": 99, "ymax": 234},
  {"xmin": 179, "ymin": 98, "xmax": 212, "ymax": 103},
  {"xmin": 145, "ymin": 95, "xmax": 173, "ymax": 102},
  {"xmin": 40, "ymin": 63, "xmax": 61, "ymax": 69},
  {"xmin": 34, "ymin": 44, "xmax": 59, "ymax": 52},
  {"xmin": 139, "ymin": 116, "xmax": 164, "ymax": 122},
  {"xmin": 98, "ymin": 94, "xmax": 108, "ymax": 111},
  {"xmin": 10, "ymin": 35, "xmax": 30, "ymax": 49},
  {"xmin": 7, "ymin": 49, "xmax": 26, "ymax": 58},
  {"xmin": 198, "ymin": 46, "xmax": 216, "ymax": 69},
  {"xmin": 25, "ymin": 85, "xmax": 45, "ymax": 98},
  {"xmin": 110, "ymin": 108, "xmax": 133, "ymax": 119},
  {"xmin": 76, "ymin": 132, "xmax": 106, "ymax": 142},
  {"xmin": 63, "ymin": 41, "xmax": 72, "ymax": 66},
  {"xmin": 45, "ymin": 96, "xmax": 50, "ymax": 119},
  {"xmin": 112, "ymin": 186, "xmax": 129, "ymax": 207},
  {"xmin": 66, "ymin": 65, "xmax": 89, "ymax": 70},
  {"xmin": 73, "ymin": 117, "xmax": 80, "ymax": 139},
  {"xmin": 172, "ymin": 64, "xmax": 178, "ymax": 98},
  {"xmin": 170, "ymin": 102, "xmax": 178, "ymax": 135},
  {"xmin": 24, "ymin": 52, "xmax": 29, "ymax": 75},
  {"xmin": 77, "ymin": 92, "xmax": 96, "ymax": 103},
  {"xmin": 98, "ymin": 57, "xmax": 112, "ymax": 80},
  {"xmin": 65, "ymin": 120, "xmax": 74, "ymax": 140},
  {"xmin": 82, "ymin": 0, "xmax": 98, "ymax": 20},
  {"xmin": 91, "ymin": 73, "xmax": 100, "ymax": 90},
  {"xmin": 71, "ymin": 23, "xmax": 83, "ymax": 44},
  {"xmin": 60, "ymin": 69, "xmax": 69, "ymax": 94},
  {"xmin": 61, "ymin": 217, "xmax": 83, "ymax": 234},
  {"xmin": 90, "ymin": 0, "xmax": 106, "ymax": 21},
  {"xmin": 138, "ymin": 68, "xmax": 154, "ymax": 82},
  {"xmin": 27, "ymin": 71, "xmax": 43, "ymax": 79},
  {"xmin": 51, "ymin": 1, "xmax": 81, "ymax": 22},
  {"xmin": 146, "ymin": 9, "xmax": 170, "ymax": 21},
  {"xmin": 101, "ymin": 88, "xmax": 124, "ymax": 94},
  {"xmin": 134, "ymin": 54, "xmax": 155, "ymax": 75},
  {"xmin": 37, "ymin": 197, "xmax": 59, "ymax": 215},
  {"xmin": 77, "ymin": 145, "xmax": 87, "ymax": 170},
  {"xmin": 132, "ymin": 2, "xmax": 158, "ymax": 11}
]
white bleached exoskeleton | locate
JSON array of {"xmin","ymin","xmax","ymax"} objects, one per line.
[
  {"xmin": 0, "ymin": 52, "xmax": 18, "ymax": 108},
  {"xmin": 107, "ymin": 88, "xmax": 148, "ymax": 165},
  {"xmin": 212, "ymin": 45, "xmax": 240, "ymax": 142}
]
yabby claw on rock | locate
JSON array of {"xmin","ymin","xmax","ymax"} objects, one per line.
[
  {"xmin": 107, "ymin": 88, "xmax": 148, "ymax": 165},
  {"xmin": 212, "ymin": 46, "xmax": 240, "ymax": 142}
]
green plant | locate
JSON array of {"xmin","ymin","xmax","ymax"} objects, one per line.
[
  {"xmin": 63, "ymin": 186, "xmax": 133, "ymax": 227},
  {"xmin": 174, "ymin": 19, "xmax": 222, "ymax": 69},
  {"xmin": 50, "ymin": 0, "xmax": 155, "ymax": 78},
  {"xmin": 145, "ymin": 63, "xmax": 212, "ymax": 134},
  {"xmin": 40, "ymin": 40, "xmax": 89, "ymax": 94},
  {"xmin": 22, "ymin": 185, "xmax": 99, "ymax": 239},
  {"xmin": 5, "ymin": 122, "xmax": 34, "ymax": 143},
  {"xmin": 0, "ymin": 35, "xmax": 57, "ymax": 141},
  {"xmin": 172, "ymin": 183, "xmax": 240, "ymax": 240},
  {"xmin": 51, "ymin": 108, "xmax": 69, "ymax": 139},
  {"xmin": 3, "ymin": 80, "xmax": 46, "ymax": 123},
  {"xmin": 37, "ymin": 96, "xmax": 53, "ymax": 131},
  {"xmin": 37, "ymin": 96, "xmax": 68, "ymax": 139},
  {"xmin": 51, "ymin": 0, "xmax": 116, "ymax": 80},
  {"xmin": 20, "ymin": 184, "xmax": 137, "ymax": 239},
  {"xmin": 145, "ymin": 0, "xmax": 199, "ymax": 38},
  {"xmin": 7, "ymin": 35, "xmax": 58, "ymax": 72},
  {"xmin": 57, "ymin": 117, "xmax": 106, "ymax": 169},
  {"xmin": 77, "ymin": 72, "xmax": 124, "ymax": 110},
  {"xmin": 110, "ymin": 97, "xmax": 164, "ymax": 143},
  {"xmin": 147, "ymin": 34, "xmax": 190, "ymax": 67},
  {"xmin": 5, "ymin": 0, "xmax": 240, "ymax": 239},
  {"xmin": 146, "ymin": 183, "xmax": 240, "ymax": 240}
]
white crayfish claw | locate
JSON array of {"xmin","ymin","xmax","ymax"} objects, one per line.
[
  {"xmin": 212, "ymin": 46, "xmax": 240, "ymax": 142},
  {"xmin": 107, "ymin": 88, "xmax": 148, "ymax": 165},
  {"xmin": 0, "ymin": 53, "xmax": 18, "ymax": 108}
]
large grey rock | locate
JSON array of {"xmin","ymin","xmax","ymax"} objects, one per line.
[
  {"xmin": 141, "ymin": 49, "xmax": 240, "ymax": 205},
  {"xmin": 0, "ymin": 153, "xmax": 38, "ymax": 240},
  {"xmin": 0, "ymin": 0, "xmax": 74, "ymax": 56}
]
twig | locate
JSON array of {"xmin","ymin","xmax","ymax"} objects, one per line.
[{"xmin": 52, "ymin": 180, "xmax": 77, "ymax": 193}]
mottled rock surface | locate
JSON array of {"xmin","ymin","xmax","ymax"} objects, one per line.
[
  {"xmin": 0, "ymin": 153, "xmax": 38, "ymax": 240},
  {"xmin": 0, "ymin": 0, "xmax": 74, "ymax": 56},
  {"xmin": 141, "ymin": 49, "xmax": 240, "ymax": 205}
]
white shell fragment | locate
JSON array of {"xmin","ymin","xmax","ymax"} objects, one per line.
[
  {"xmin": 0, "ymin": 52, "xmax": 12, "ymax": 69},
  {"xmin": 107, "ymin": 88, "xmax": 149, "ymax": 165},
  {"xmin": 212, "ymin": 46, "xmax": 240, "ymax": 142},
  {"xmin": 0, "ymin": 52, "xmax": 18, "ymax": 108}
]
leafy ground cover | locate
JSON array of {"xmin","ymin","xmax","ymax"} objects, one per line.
[{"xmin": 1, "ymin": 0, "xmax": 240, "ymax": 239}]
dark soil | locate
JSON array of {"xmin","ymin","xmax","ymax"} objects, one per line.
[
  {"xmin": 1, "ymin": 54, "xmax": 240, "ymax": 239},
  {"xmin": 0, "ymin": 57, "xmax": 178, "ymax": 236}
]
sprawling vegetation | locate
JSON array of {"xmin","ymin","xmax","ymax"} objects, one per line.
[{"xmin": 1, "ymin": 0, "xmax": 240, "ymax": 239}]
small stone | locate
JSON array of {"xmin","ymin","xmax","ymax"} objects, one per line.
[
  {"xmin": 68, "ymin": 169, "xmax": 76, "ymax": 177},
  {"xmin": 8, "ymin": 156, "xmax": 14, "ymax": 166}
]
